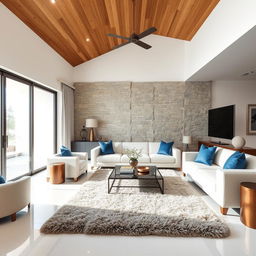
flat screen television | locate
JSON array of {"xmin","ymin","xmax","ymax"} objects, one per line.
[{"xmin": 208, "ymin": 105, "xmax": 234, "ymax": 139}]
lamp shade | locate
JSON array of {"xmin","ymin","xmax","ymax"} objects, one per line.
[
  {"xmin": 85, "ymin": 118, "xmax": 98, "ymax": 128},
  {"xmin": 183, "ymin": 135, "xmax": 192, "ymax": 144}
]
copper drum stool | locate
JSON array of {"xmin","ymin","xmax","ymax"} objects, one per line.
[
  {"xmin": 49, "ymin": 162, "xmax": 65, "ymax": 184},
  {"xmin": 240, "ymin": 182, "xmax": 256, "ymax": 229}
]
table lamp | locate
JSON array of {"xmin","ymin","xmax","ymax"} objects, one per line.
[
  {"xmin": 183, "ymin": 136, "xmax": 192, "ymax": 151},
  {"xmin": 86, "ymin": 118, "xmax": 98, "ymax": 142}
]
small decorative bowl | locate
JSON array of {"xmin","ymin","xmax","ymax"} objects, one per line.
[{"xmin": 137, "ymin": 166, "xmax": 150, "ymax": 173}]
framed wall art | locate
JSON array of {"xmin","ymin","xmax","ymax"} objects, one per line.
[{"xmin": 247, "ymin": 104, "xmax": 256, "ymax": 135}]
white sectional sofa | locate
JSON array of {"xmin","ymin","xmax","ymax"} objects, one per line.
[
  {"xmin": 182, "ymin": 147, "xmax": 256, "ymax": 214},
  {"xmin": 91, "ymin": 142, "xmax": 181, "ymax": 169}
]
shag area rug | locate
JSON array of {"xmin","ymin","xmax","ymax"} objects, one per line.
[{"xmin": 40, "ymin": 169, "xmax": 230, "ymax": 238}]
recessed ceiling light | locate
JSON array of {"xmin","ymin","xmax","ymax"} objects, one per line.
[
  {"xmin": 86, "ymin": 38, "xmax": 90, "ymax": 42},
  {"xmin": 51, "ymin": 0, "xmax": 56, "ymax": 4}
]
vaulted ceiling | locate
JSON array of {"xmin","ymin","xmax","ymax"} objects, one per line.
[{"xmin": 1, "ymin": 0, "xmax": 220, "ymax": 66}]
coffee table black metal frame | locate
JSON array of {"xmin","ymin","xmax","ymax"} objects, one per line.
[{"xmin": 108, "ymin": 165, "xmax": 164, "ymax": 194}]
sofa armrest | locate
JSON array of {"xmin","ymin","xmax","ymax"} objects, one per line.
[
  {"xmin": 172, "ymin": 147, "xmax": 181, "ymax": 168},
  {"xmin": 0, "ymin": 176, "xmax": 31, "ymax": 218},
  {"xmin": 71, "ymin": 152, "xmax": 88, "ymax": 161},
  {"xmin": 47, "ymin": 156, "xmax": 80, "ymax": 176},
  {"xmin": 216, "ymin": 168, "xmax": 256, "ymax": 207},
  {"xmin": 182, "ymin": 152, "xmax": 198, "ymax": 161},
  {"xmin": 47, "ymin": 156, "xmax": 79, "ymax": 163},
  {"xmin": 91, "ymin": 146, "xmax": 101, "ymax": 167}
]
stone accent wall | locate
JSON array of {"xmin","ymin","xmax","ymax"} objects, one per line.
[
  {"xmin": 184, "ymin": 81, "xmax": 212, "ymax": 147},
  {"xmin": 74, "ymin": 81, "xmax": 211, "ymax": 149}
]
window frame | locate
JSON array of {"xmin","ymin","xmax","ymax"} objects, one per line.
[{"xmin": 0, "ymin": 68, "xmax": 57, "ymax": 179}]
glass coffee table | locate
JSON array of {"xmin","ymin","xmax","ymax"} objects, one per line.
[{"xmin": 108, "ymin": 165, "xmax": 164, "ymax": 194}]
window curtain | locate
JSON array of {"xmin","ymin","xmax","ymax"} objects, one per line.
[{"xmin": 61, "ymin": 83, "xmax": 74, "ymax": 149}]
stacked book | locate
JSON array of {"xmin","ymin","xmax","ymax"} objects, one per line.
[{"xmin": 119, "ymin": 166, "xmax": 134, "ymax": 175}]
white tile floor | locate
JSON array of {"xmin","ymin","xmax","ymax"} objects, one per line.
[{"xmin": 0, "ymin": 165, "xmax": 256, "ymax": 256}]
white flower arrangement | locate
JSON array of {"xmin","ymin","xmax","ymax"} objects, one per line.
[{"xmin": 124, "ymin": 148, "xmax": 142, "ymax": 161}]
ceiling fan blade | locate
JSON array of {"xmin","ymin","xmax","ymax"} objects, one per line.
[
  {"xmin": 107, "ymin": 33, "xmax": 130, "ymax": 41},
  {"xmin": 113, "ymin": 41, "xmax": 131, "ymax": 49},
  {"xmin": 134, "ymin": 40, "xmax": 152, "ymax": 49},
  {"xmin": 137, "ymin": 27, "xmax": 157, "ymax": 39}
]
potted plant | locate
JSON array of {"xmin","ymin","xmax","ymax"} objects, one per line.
[{"xmin": 124, "ymin": 148, "xmax": 142, "ymax": 168}]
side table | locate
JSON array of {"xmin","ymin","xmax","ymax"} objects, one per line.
[
  {"xmin": 240, "ymin": 182, "xmax": 256, "ymax": 229},
  {"xmin": 49, "ymin": 162, "xmax": 65, "ymax": 184}
]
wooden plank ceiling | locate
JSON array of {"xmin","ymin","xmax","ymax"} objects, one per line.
[{"xmin": 1, "ymin": 0, "xmax": 219, "ymax": 66}]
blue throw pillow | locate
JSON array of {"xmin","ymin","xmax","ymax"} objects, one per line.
[
  {"xmin": 223, "ymin": 151, "xmax": 246, "ymax": 169},
  {"xmin": 99, "ymin": 141, "xmax": 115, "ymax": 155},
  {"xmin": 60, "ymin": 146, "xmax": 72, "ymax": 156},
  {"xmin": 194, "ymin": 144, "xmax": 217, "ymax": 166},
  {"xmin": 157, "ymin": 141, "xmax": 174, "ymax": 156},
  {"xmin": 0, "ymin": 176, "xmax": 5, "ymax": 184}
]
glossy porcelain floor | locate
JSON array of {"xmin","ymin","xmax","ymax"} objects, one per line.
[{"xmin": 0, "ymin": 165, "xmax": 256, "ymax": 256}]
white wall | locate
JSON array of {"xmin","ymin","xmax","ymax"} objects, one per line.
[
  {"xmin": 73, "ymin": 35, "xmax": 185, "ymax": 82},
  {"xmin": 0, "ymin": 4, "xmax": 75, "ymax": 149},
  {"xmin": 211, "ymin": 80, "xmax": 256, "ymax": 147},
  {"xmin": 187, "ymin": 25, "xmax": 256, "ymax": 81},
  {"xmin": 0, "ymin": 4, "xmax": 73, "ymax": 91},
  {"xmin": 185, "ymin": 0, "xmax": 256, "ymax": 80}
]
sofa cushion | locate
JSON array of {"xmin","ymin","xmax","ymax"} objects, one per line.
[
  {"xmin": 112, "ymin": 142, "xmax": 123, "ymax": 154},
  {"xmin": 0, "ymin": 176, "xmax": 5, "ymax": 184},
  {"xmin": 223, "ymin": 151, "xmax": 246, "ymax": 169},
  {"xmin": 190, "ymin": 167, "xmax": 217, "ymax": 194},
  {"xmin": 79, "ymin": 160, "xmax": 87, "ymax": 170},
  {"xmin": 183, "ymin": 161, "xmax": 218, "ymax": 194},
  {"xmin": 214, "ymin": 147, "xmax": 235, "ymax": 168},
  {"xmin": 97, "ymin": 154, "xmax": 122, "ymax": 163},
  {"xmin": 150, "ymin": 154, "xmax": 176, "ymax": 163},
  {"xmin": 149, "ymin": 142, "xmax": 160, "ymax": 154},
  {"xmin": 246, "ymin": 154, "xmax": 256, "ymax": 169},
  {"xmin": 157, "ymin": 141, "xmax": 174, "ymax": 156},
  {"xmin": 121, "ymin": 154, "xmax": 150, "ymax": 163},
  {"xmin": 60, "ymin": 146, "xmax": 72, "ymax": 156},
  {"xmin": 184, "ymin": 161, "xmax": 219, "ymax": 174},
  {"xmin": 99, "ymin": 141, "xmax": 115, "ymax": 155},
  {"xmin": 122, "ymin": 142, "xmax": 148, "ymax": 154},
  {"xmin": 195, "ymin": 144, "xmax": 217, "ymax": 166}
]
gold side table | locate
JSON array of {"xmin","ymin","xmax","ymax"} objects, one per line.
[{"xmin": 240, "ymin": 182, "xmax": 256, "ymax": 229}]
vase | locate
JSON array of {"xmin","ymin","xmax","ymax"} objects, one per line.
[
  {"xmin": 129, "ymin": 159, "xmax": 138, "ymax": 169},
  {"xmin": 80, "ymin": 125, "xmax": 87, "ymax": 141},
  {"xmin": 232, "ymin": 136, "xmax": 246, "ymax": 149}
]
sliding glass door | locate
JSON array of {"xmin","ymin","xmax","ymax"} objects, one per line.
[
  {"xmin": 0, "ymin": 72, "xmax": 3, "ymax": 177},
  {"xmin": 34, "ymin": 87, "xmax": 56, "ymax": 171},
  {"xmin": 5, "ymin": 77, "xmax": 31, "ymax": 180},
  {"xmin": 0, "ymin": 70, "xmax": 57, "ymax": 180}
]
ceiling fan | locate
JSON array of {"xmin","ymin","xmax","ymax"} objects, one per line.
[{"xmin": 107, "ymin": 27, "xmax": 157, "ymax": 50}]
